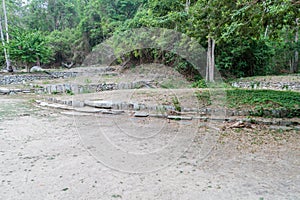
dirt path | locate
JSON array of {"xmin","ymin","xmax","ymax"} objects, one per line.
[{"xmin": 0, "ymin": 98, "xmax": 299, "ymax": 200}]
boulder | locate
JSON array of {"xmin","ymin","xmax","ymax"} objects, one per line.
[
  {"xmin": 30, "ymin": 66, "xmax": 43, "ymax": 73},
  {"xmin": 0, "ymin": 88, "xmax": 10, "ymax": 94},
  {"xmin": 134, "ymin": 112, "xmax": 149, "ymax": 117}
]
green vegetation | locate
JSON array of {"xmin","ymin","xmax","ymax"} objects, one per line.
[
  {"xmin": 191, "ymin": 79, "xmax": 207, "ymax": 88},
  {"xmin": 195, "ymin": 89, "xmax": 300, "ymax": 117},
  {"xmin": 9, "ymin": 30, "xmax": 53, "ymax": 71},
  {"xmin": 0, "ymin": 102, "xmax": 35, "ymax": 121},
  {"xmin": 0, "ymin": 0, "xmax": 298, "ymax": 79},
  {"xmin": 65, "ymin": 89, "xmax": 74, "ymax": 95},
  {"xmin": 172, "ymin": 96, "xmax": 181, "ymax": 112},
  {"xmin": 226, "ymin": 89, "xmax": 300, "ymax": 111},
  {"xmin": 195, "ymin": 90, "xmax": 212, "ymax": 106},
  {"xmin": 84, "ymin": 78, "xmax": 92, "ymax": 84}
]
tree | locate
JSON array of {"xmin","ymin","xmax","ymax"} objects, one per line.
[
  {"xmin": 292, "ymin": 18, "xmax": 299, "ymax": 73},
  {"xmin": 9, "ymin": 29, "xmax": 53, "ymax": 72},
  {"xmin": 222, "ymin": 0, "xmax": 299, "ymax": 74},
  {"xmin": 79, "ymin": 0, "xmax": 145, "ymax": 48},
  {"xmin": 47, "ymin": 28, "xmax": 82, "ymax": 65},
  {"xmin": 24, "ymin": 0, "xmax": 81, "ymax": 32},
  {"xmin": 187, "ymin": 0, "xmax": 235, "ymax": 81}
]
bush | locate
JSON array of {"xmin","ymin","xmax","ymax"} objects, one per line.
[
  {"xmin": 216, "ymin": 37, "xmax": 274, "ymax": 78},
  {"xmin": 9, "ymin": 29, "xmax": 53, "ymax": 71}
]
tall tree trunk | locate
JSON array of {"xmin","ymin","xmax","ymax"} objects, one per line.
[
  {"xmin": 0, "ymin": 16, "xmax": 9, "ymax": 71},
  {"xmin": 293, "ymin": 18, "xmax": 299, "ymax": 73},
  {"xmin": 185, "ymin": 0, "xmax": 190, "ymax": 12},
  {"xmin": 206, "ymin": 38, "xmax": 211, "ymax": 81},
  {"xmin": 264, "ymin": 25, "xmax": 269, "ymax": 38},
  {"xmin": 36, "ymin": 56, "xmax": 41, "ymax": 66},
  {"xmin": 210, "ymin": 38, "xmax": 215, "ymax": 82},
  {"xmin": 2, "ymin": 0, "xmax": 10, "ymax": 71},
  {"xmin": 206, "ymin": 37, "xmax": 215, "ymax": 82}
]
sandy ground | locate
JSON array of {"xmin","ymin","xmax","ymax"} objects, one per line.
[{"xmin": 0, "ymin": 97, "xmax": 299, "ymax": 200}]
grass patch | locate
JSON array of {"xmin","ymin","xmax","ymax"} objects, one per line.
[
  {"xmin": 226, "ymin": 89, "xmax": 300, "ymax": 110},
  {"xmin": 195, "ymin": 90, "xmax": 212, "ymax": 106},
  {"xmin": 172, "ymin": 96, "xmax": 181, "ymax": 112},
  {"xmin": 66, "ymin": 89, "xmax": 74, "ymax": 95},
  {"xmin": 227, "ymin": 89, "xmax": 300, "ymax": 117},
  {"xmin": 0, "ymin": 102, "xmax": 36, "ymax": 121},
  {"xmin": 195, "ymin": 88, "xmax": 300, "ymax": 117}
]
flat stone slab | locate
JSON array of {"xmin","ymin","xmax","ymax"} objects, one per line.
[
  {"xmin": 167, "ymin": 116, "xmax": 193, "ymax": 120},
  {"xmin": 84, "ymin": 100, "xmax": 113, "ymax": 109},
  {"xmin": 72, "ymin": 101, "xmax": 85, "ymax": 108},
  {"xmin": 0, "ymin": 88, "xmax": 10, "ymax": 94},
  {"xmin": 101, "ymin": 110, "xmax": 125, "ymax": 115},
  {"xmin": 61, "ymin": 111, "xmax": 92, "ymax": 116},
  {"xmin": 74, "ymin": 107, "xmax": 105, "ymax": 113},
  {"xmin": 39, "ymin": 102, "xmax": 74, "ymax": 110},
  {"xmin": 74, "ymin": 107, "xmax": 124, "ymax": 115},
  {"xmin": 269, "ymin": 126, "xmax": 294, "ymax": 131},
  {"xmin": 134, "ymin": 112, "xmax": 149, "ymax": 117},
  {"xmin": 149, "ymin": 114, "xmax": 167, "ymax": 118}
]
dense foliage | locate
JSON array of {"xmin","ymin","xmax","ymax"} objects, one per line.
[
  {"xmin": 9, "ymin": 30, "xmax": 53, "ymax": 71},
  {"xmin": 0, "ymin": 0, "xmax": 299, "ymax": 78}
]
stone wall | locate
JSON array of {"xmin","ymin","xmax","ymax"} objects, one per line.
[
  {"xmin": 0, "ymin": 80, "xmax": 157, "ymax": 95},
  {"xmin": 0, "ymin": 72, "xmax": 78, "ymax": 85},
  {"xmin": 232, "ymin": 81, "xmax": 300, "ymax": 91},
  {"xmin": 45, "ymin": 97, "xmax": 300, "ymax": 118},
  {"xmin": 42, "ymin": 80, "xmax": 157, "ymax": 94}
]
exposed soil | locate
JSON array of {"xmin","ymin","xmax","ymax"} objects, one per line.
[{"xmin": 0, "ymin": 97, "xmax": 299, "ymax": 200}]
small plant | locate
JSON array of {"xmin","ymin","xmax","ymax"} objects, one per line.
[
  {"xmin": 82, "ymin": 87, "xmax": 91, "ymax": 94},
  {"xmin": 33, "ymin": 84, "xmax": 43, "ymax": 88},
  {"xmin": 250, "ymin": 81, "xmax": 260, "ymax": 89},
  {"xmin": 28, "ymin": 99, "xmax": 36, "ymax": 103},
  {"xmin": 195, "ymin": 91, "xmax": 212, "ymax": 106},
  {"xmin": 85, "ymin": 78, "xmax": 92, "ymax": 84},
  {"xmin": 191, "ymin": 79, "xmax": 207, "ymax": 88},
  {"xmin": 157, "ymin": 106, "xmax": 167, "ymax": 115},
  {"xmin": 65, "ymin": 89, "xmax": 74, "ymax": 95},
  {"xmin": 246, "ymin": 116, "xmax": 256, "ymax": 124},
  {"xmin": 112, "ymin": 194, "xmax": 122, "ymax": 198},
  {"xmin": 253, "ymin": 106, "xmax": 265, "ymax": 117},
  {"xmin": 282, "ymin": 84, "xmax": 289, "ymax": 90},
  {"xmin": 172, "ymin": 96, "xmax": 181, "ymax": 112}
]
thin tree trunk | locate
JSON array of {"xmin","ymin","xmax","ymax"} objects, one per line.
[
  {"xmin": 206, "ymin": 37, "xmax": 215, "ymax": 82},
  {"xmin": 2, "ymin": 0, "xmax": 10, "ymax": 71},
  {"xmin": 290, "ymin": 59, "xmax": 293, "ymax": 73},
  {"xmin": 0, "ymin": 16, "xmax": 9, "ymax": 71},
  {"xmin": 36, "ymin": 56, "xmax": 41, "ymax": 66},
  {"xmin": 210, "ymin": 38, "xmax": 215, "ymax": 82},
  {"xmin": 2, "ymin": 0, "xmax": 8, "ymax": 43},
  {"xmin": 293, "ymin": 18, "xmax": 299, "ymax": 73},
  {"xmin": 264, "ymin": 25, "xmax": 269, "ymax": 38},
  {"xmin": 206, "ymin": 37, "xmax": 211, "ymax": 81},
  {"xmin": 185, "ymin": 0, "xmax": 190, "ymax": 13}
]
